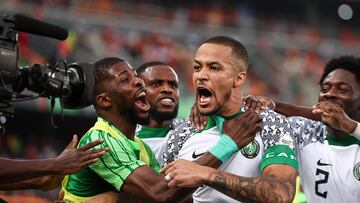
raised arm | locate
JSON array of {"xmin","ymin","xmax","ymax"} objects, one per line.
[
  {"xmin": 274, "ymin": 101, "xmax": 320, "ymax": 121},
  {"xmin": 0, "ymin": 175, "xmax": 63, "ymax": 191},
  {"xmin": 0, "ymin": 135, "xmax": 108, "ymax": 184},
  {"xmin": 243, "ymin": 95, "xmax": 321, "ymax": 121}
]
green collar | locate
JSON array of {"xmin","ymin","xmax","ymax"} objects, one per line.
[
  {"xmin": 137, "ymin": 127, "xmax": 171, "ymax": 139},
  {"xmin": 197, "ymin": 110, "xmax": 243, "ymax": 134},
  {"xmin": 97, "ymin": 117, "xmax": 142, "ymax": 158},
  {"xmin": 326, "ymin": 133, "xmax": 360, "ymax": 146}
]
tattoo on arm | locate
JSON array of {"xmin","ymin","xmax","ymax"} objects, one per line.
[{"xmin": 208, "ymin": 173, "xmax": 296, "ymax": 203}]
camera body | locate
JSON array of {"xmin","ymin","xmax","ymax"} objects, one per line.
[{"xmin": 0, "ymin": 13, "xmax": 94, "ymax": 121}]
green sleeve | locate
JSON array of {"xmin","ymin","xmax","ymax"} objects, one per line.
[
  {"xmin": 260, "ymin": 144, "xmax": 298, "ymax": 172},
  {"xmin": 79, "ymin": 130, "xmax": 146, "ymax": 191}
]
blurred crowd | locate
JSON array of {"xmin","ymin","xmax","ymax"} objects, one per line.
[
  {"xmin": 1, "ymin": 0, "xmax": 360, "ymax": 201},
  {"xmin": 7, "ymin": 0, "xmax": 359, "ymax": 106}
]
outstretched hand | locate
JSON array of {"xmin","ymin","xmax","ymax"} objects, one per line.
[
  {"xmin": 312, "ymin": 101, "xmax": 357, "ymax": 133},
  {"xmin": 223, "ymin": 111, "xmax": 262, "ymax": 149},
  {"xmin": 53, "ymin": 135, "xmax": 109, "ymax": 175},
  {"xmin": 242, "ymin": 95, "xmax": 275, "ymax": 112}
]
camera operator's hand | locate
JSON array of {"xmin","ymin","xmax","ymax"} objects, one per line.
[
  {"xmin": 223, "ymin": 111, "xmax": 262, "ymax": 149},
  {"xmin": 52, "ymin": 135, "xmax": 109, "ymax": 175}
]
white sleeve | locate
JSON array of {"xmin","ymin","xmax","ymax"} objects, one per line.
[{"xmin": 351, "ymin": 122, "xmax": 360, "ymax": 140}]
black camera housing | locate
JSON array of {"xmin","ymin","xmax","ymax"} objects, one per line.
[{"xmin": 0, "ymin": 13, "xmax": 94, "ymax": 121}]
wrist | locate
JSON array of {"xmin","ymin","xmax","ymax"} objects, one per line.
[
  {"xmin": 47, "ymin": 158, "xmax": 58, "ymax": 174},
  {"xmin": 202, "ymin": 167, "xmax": 218, "ymax": 186},
  {"xmin": 351, "ymin": 121, "xmax": 360, "ymax": 140},
  {"xmin": 346, "ymin": 120, "xmax": 358, "ymax": 134},
  {"xmin": 209, "ymin": 134, "xmax": 239, "ymax": 163}
]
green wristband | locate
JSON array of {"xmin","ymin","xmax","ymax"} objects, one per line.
[{"xmin": 208, "ymin": 134, "xmax": 239, "ymax": 163}]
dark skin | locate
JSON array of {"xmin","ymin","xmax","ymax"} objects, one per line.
[
  {"xmin": 140, "ymin": 64, "xmax": 207, "ymax": 130},
  {"xmin": 90, "ymin": 61, "xmax": 261, "ymax": 203},
  {"xmin": 0, "ymin": 134, "xmax": 108, "ymax": 185},
  {"xmin": 316, "ymin": 69, "xmax": 360, "ymax": 137},
  {"xmin": 243, "ymin": 69, "xmax": 360, "ymax": 138},
  {"xmin": 242, "ymin": 95, "xmax": 321, "ymax": 121},
  {"xmin": 139, "ymin": 65, "xmax": 180, "ymax": 128}
]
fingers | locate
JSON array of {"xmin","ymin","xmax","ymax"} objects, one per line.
[
  {"xmin": 160, "ymin": 161, "xmax": 175, "ymax": 173},
  {"xmin": 190, "ymin": 106, "xmax": 195, "ymax": 127},
  {"xmin": 163, "ymin": 163, "xmax": 177, "ymax": 176},
  {"xmin": 164, "ymin": 173, "xmax": 173, "ymax": 182},
  {"xmin": 81, "ymin": 148, "xmax": 109, "ymax": 160},
  {"xmin": 248, "ymin": 111, "xmax": 262, "ymax": 124},
  {"xmin": 190, "ymin": 105, "xmax": 207, "ymax": 130},
  {"xmin": 65, "ymin": 134, "xmax": 78, "ymax": 149},
  {"xmin": 78, "ymin": 139, "xmax": 105, "ymax": 151},
  {"xmin": 80, "ymin": 158, "xmax": 101, "ymax": 168},
  {"xmin": 243, "ymin": 95, "xmax": 273, "ymax": 111},
  {"xmin": 190, "ymin": 104, "xmax": 201, "ymax": 128},
  {"xmin": 198, "ymin": 114, "xmax": 207, "ymax": 130},
  {"xmin": 243, "ymin": 95, "xmax": 258, "ymax": 110},
  {"xmin": 248, "ymin": 99, "xmax": 262, "ymax": 112},
  {"xmin": 312, "ymin": 104, "xmax": 339, "ymax": 115}
]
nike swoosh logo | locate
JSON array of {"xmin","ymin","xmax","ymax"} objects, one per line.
[
  {"xmin": 317, "ymin": 159, "xmax": 332, "ymax": 166},
  {"xmin": 192, "ymin": 151, "xmax": 205, "ymax": 159}
]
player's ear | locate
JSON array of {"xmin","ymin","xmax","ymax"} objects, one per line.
[
  {"xmin": 96, "ymin": 93, "xmax": 112, "ymax": 108},
  {"xmin": 234, "ymin": 71, "xmax": 246, "ymax": 88}
]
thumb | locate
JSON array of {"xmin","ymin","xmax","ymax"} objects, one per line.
[{"xmin": 66, "ymin": 134, "xmax": 78, "ymax": 149}]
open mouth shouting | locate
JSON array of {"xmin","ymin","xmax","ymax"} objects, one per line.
[
  {"xmin": 158, "ymin": 96, "xmax": 175, "ymax": 107},
  {"xmin": 197, "ymin": 86, "xmax": 213, "ymax": 107},
  {"xmin": 134, "ymin": 89, "xmax": 150, "ymax": 112}
]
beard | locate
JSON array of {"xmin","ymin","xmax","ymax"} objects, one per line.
[
  {"xmin": 120, "ymin": 103, "xmax": 150, "ymax": 125},
  {"xmin": 150, "ymin": 105, "xmax": 179, "ymax": 122}
]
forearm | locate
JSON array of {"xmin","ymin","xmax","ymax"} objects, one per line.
[
  {"xmin": 158, "ymin": 153, "xmax": 221, "ymax": 202},
  {"xmin": 0, "ymin": 158, "xmax": 56, "ymax": 184},
  {"xmin": 194, "ymin": 152, "xmax": 222, "ymax": 168},
  {"xmin": 204, "ymin": 170, "xmax": 295, "ymax": 203},
  {"xmin": 275, "ymin": 101, "xmax": 320, "ymax": 121},
  {"xmin": 0, "ymin": 175, "xmax": 61, "ymax": 191},
  {"xmin": 123, "ymin": 166, "xmax": 196, "ymax": 203},
  {"xmin": 151, "ymin": 154, "xmax": 221, "ymax": 202}
]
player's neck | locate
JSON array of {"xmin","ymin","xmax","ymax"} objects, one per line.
[
  {"xmin": 218, "ymin": 92, "xmax": 243, "ymax": 117},
  {"xmin": 100, "ymin": 112, "xmax": 137, "ymax": 139},
  {"xmin": 147, "ymin": 119, "xmax": 172, "ymax": 128}
]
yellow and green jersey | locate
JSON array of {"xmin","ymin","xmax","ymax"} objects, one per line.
[{"xmin": 62, "ymin": 117, "xmax": 160, "ymax": 202}]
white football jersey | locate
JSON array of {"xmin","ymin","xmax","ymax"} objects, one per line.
[
  {"xmin": 289, "ymin": 116, "xmax": 360, "ymax": 203},
  {"xmin": 136, "ymin": 119, "xmax": 195, "ymax": 166},
  {"xmin": 179, "ymin": 110, "xmax": 297, "ymax": 203}
]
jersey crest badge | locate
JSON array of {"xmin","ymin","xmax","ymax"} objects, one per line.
[
  {"xmin": 353, "ymin": 162, "xmax": 360, "ymax": 181},
  {"xmin": 241, "ymin": 140, "xmax": 260, "ymax": 159}
]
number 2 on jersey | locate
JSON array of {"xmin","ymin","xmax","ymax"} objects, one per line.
[{"xmin": 315, "ymin": 168, "xmax": 329, "ymax": 198}]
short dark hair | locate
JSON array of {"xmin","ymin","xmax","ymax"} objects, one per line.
[
  {"xmin": 93, "ymin": 57, "xmax": 126, "ymax": 104},
  {"xmin": 136, "ymin": 61, "xmax": 169, "ymax": 75},
  {"xmin": 202, "ymin": 36, "xmax": 249, "ymax": 71},
  {"xmin": 319, "ymin": 56, "xmax": 360, "ymax": 84}
]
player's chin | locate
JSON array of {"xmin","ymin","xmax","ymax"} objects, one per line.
[
  {"xmin": 135, "ymin": 112, "xmax": 150, "ymax": 125},
  {"xmin": 196, "ymin": 103, "xmax": 215, "ymax": 116}
]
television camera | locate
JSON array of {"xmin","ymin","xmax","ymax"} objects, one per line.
[{"xmin": 0, "ymin": 13, "xmax": 94, "ymax": 129}]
